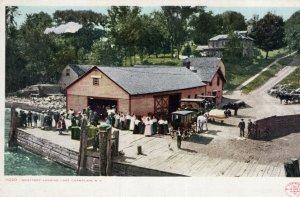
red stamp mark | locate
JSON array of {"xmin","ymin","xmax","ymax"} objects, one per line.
[{"xmin": 285, "ymin": 182, "xmax": 300, "ymax": 197}]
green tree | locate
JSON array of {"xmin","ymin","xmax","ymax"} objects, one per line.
[
  {"xmin": 87, "ymin": 40, "xmax": 124, "ymax": 66},
  {"xmin": 216, "ymin": 11, "xmax": 247, "ymax": 34},
  {"xmin": 161, "ymin": 6, "xmax": 198, "ymax": 59},
  {"xmin": 223, "ymin": 32, "xmax": 243, "ymax": 62},
  {"xmin": 53, "ymin": 10, "xmax": 107, "ymax": 57},
  {"xmin": 53, "ymin": 10, "xmax": 108, "ymax": 28},
  {"xmin": 5, "ymin": 6, "xmax": 28, "ymax": 93},
  {"xmin": 107, "ymin": 6, "xmax": 141, "ymax": 65},
  {"xmin": 19, "ymin": 12, "xmax": 56, "ymax": 83},
  {"xmin": 182, "ymin": 44, "xmax": 192, "ymax": 57},
  {"xmin": 135, "ymin": 13, "xmax": 170, "ymax": 61},
  {"xmin": 190, "ymin": 7, "xmax": 218, "ymax": 45},
  {"xmin": 285, "ymin": 11, "xmax": 300, "ymax": 53},
  {"xmin": 253, "ymin": 12, "xmax": 285, "ymax": 59}
]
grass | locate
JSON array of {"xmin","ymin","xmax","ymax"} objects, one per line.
[
  {"xmin": 279, "ymin": 67, "xmax": 300, "ymax": 89},
  {"xmin": 123, "ymin": 54, "xmax": 181, "ymax": 66},
  {"xmin": 224, "ymin": 48, "xmax": 292, "ymax": 93},
  {"xmin": 241, "ymin": 53, "xmax": 297, "ymax": 94}
]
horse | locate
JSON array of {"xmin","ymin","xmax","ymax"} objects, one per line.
[
  {"xmin": 276, "ymin": 92, "xmax": 293, "ymax": 104},
  {"xmin": 222, "ymin": 101, "xmax": 246, "ymax": 116},
  {"xmin": 196, "ymin": 112, "xmax": 208, "ymax": 133}
]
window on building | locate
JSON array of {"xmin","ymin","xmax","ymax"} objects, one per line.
[
  {"xmin": 187, "ymin": 95, "xmax": 191, "ymax": 98},
  {"xmin": 66, "ymin": 69, "xmax": 70, "ymax": 76},
  {"xmin": 195, "ymin": 94, "xmax": 197, "ymax": 98},
  {"xmin": 217, "ymin": 76, "xmax": 220, "ymax": 86},
  {"xmin": 209, "ymin": 82, "xmax": 212, "ymax": 86},
  {"xmin": 93, "ymin": 78, "xmax": 99, "ymax": 86}
]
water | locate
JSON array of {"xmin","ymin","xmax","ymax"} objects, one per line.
[{"xmin": 4, "ymin": 109, "xmax": 76, "ymax": 176}]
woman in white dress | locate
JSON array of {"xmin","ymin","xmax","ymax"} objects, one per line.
[
  {"xmin": 114, "ymin": 113, "xmax": 120, "ymax": 128},
  {"xmin": 144, "ymin": 117, "xmax": 152, "ymax": 137},
  {"xmin": 129, "ymin": 114, "xmax": 136, "ymax": 131}
]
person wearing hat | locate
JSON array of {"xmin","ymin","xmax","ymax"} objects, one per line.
[
  {"xmin": 238, "ymin": 118, "xmax": 245, "ymax": 137},
  {"xmin": 71, "ymin": 113, "xmax": 77, "ymax": 126},
  {"xmin": 77, "ymin": 111, "xmax": 83, "ymax": 127},
  {"xmin": 27, "ymin": 110, "xmax": 32, "ymax": 127},
  {"xmin": 247, "ymin": 119, "xmax": 253, "ymax": 138}
]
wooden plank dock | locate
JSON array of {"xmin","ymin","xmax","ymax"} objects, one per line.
[{"xmin": 16, "ymin": 127, "xmax": 285, "ymax": 177}]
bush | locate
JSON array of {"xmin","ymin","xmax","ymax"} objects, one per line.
[
  {"xmin": 142, "ymin": 59, "xmax": 153, "ymax": 65},
  {"xmin": 162, "ymin": 60, "xmax": 179, "ymax": 66},
  {"xmin": 182, "ymin": 44, "xmax": 192, "ymax": 57}
]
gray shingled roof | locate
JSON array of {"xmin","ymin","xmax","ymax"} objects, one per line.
[
  {"xmin": 69, "ymin": 64, "xmax": 94, "ymax": 76},
  {"xmin": 209, "ymin": 34, "xmax": 228, "ymax": 41},
  {"xmin": 184, "ymin": 57, "xmax": 221, "ymax": 82},
  {"xmin": 98, "ymin": 66, "xmax": 205, "ymax": 95},
  {"xmin": 209, "ymin": 33, "xmax": 254, "ymax": 41}
]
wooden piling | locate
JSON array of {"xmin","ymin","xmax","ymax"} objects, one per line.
[
  {"xmin": 8, "ymin": 104, "xmax": 17, "ymax": 147},
  {"xmin": 137, "ymin": 145, "xmax": 142, "ymax": 155},
  {"xmin": 77, "ymin": 118, "xmax": 88, "ymax": 175},
  {"xmin": 284, "ymin": 161, "xmax": 294, "ymax": 177},
  {"xmin": 284, "ymin": 159, "xmax": 300, "ymax": 177},
  {"xmin": 292, "ymin": 159, "xmax": 300, "ymax": 177},
  {"xmin": 112, "ymin": 130, "xmax": 119, "ymax": 156},
  {"xmin": 99, "ymin": 128, "xmax": 108, "ymax": 176},
  {"xmin": 106, "ymin": 127, "xmax": 112, "ymax": 176}
]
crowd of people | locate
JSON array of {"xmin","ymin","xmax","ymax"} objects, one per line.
[
  {"xmin": 16, "ymin": 108, "xmax": 70, "ymax": 135},
  {"xmin": 107, "ymin": 112, "xmax": 170, "ymax": 136},
  {"xmin": 14, "ymin": 106, "xmax": 173, "ymax": 138}
]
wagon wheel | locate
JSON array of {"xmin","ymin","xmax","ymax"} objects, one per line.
[{"xmin": 187, "ymin": 122, "xmax": 195, "ymax": 135}]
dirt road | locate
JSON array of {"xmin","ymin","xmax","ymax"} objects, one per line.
[
  {"xmin": 177, "ymin": 55, "xmax": 300, "ymax": 166},
  {"xmin": 226, "ymin": 56, "xmax": 300, "ymax": 122}
]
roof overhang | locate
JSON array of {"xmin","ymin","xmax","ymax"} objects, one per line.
[
  {"xmin": 171, "ymin": 110, "xmax": 195, "ymax": 115},
  {"xmin": 180, "ymin": 98, "xmax": 205, "ymax": 103},
  {"xmin": 197, "ymin": 95, "xmax": 216, "ymax": 98}
]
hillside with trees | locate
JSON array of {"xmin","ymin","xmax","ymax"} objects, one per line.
[{"xmin": 5, "ymin": 6, "xmax": 299, "ymax": 94}]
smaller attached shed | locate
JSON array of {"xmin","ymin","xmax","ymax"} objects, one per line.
[
  {"xmin": 59, "ymin": 64, "xmax": 94, "ymax": 90},
  {"xmin": 183, "ymin": 57, "xmax": 226, "ymax": 103}
]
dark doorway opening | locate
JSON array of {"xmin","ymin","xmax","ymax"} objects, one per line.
[
  {"xmin": 88, "ymin": 97, "xmax": 117, "ymax": 119},
  {"xmin": 212, "ymin": 92, "xmax": 217, "ymax": 103},
  {"xmin": 169, "ymin": 94, "xmax": 181, "ymax": 113}
]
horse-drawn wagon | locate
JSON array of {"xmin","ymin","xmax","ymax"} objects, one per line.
[{"xmin": 171, "ymin": 110, "xmax": 197, "ymax": 137}]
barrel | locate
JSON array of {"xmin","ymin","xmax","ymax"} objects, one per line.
[
  {"xmin": 87, "ymin": 125, "xmax": 98, "ymax": 138},
  {"xmin": 71, "ymin": 126, "xmax": 80, "ymax": 140},
  {"xmin": 99, "ymin": 123, "xmax": 111, "ymax": 131}
]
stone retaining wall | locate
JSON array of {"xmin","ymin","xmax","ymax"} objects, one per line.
[{"xmin": 255, "ymin": 114, "xmax": 300, "ymax": 139}]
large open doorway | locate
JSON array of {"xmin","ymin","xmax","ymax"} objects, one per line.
[
  {"xmin": 88, "ymin": 97, "xmax": 117, "ymax": 119},
  {"xmin": 169, "ymin": 94, "xmax": 181, "ymax": 113}
]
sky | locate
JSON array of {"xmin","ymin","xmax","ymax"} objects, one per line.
[{"xmin": 14, "ymin": 6, "xmax": 300, "ymax": 27}]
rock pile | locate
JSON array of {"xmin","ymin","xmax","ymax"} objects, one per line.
[{"xmin": 6, "ymin": 95, "xmax": 66, "ymax": 110}]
